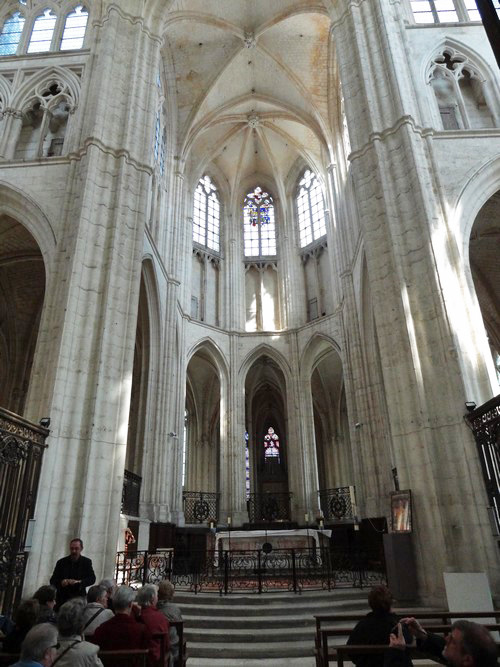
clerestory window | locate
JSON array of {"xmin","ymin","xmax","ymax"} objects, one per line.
[
  {"xmin": 193, "ymin": 175, "xmax": 220, "ymax": 252},
  {"xmin": 243, "ymin": 187, "xmax": 276, "ymax": 257},
  {"xmin": 0, "ymin": 12, "xmax": 25, "ymax": 55},
  {"xmin": 296, "ymin": 169, "xmax": 327, "ymax": 248},
  {"xmin": 0, "ymin": 3, "xmax": 89, "ymax": 56},
  {"xmin": 27, "ymin": 8, "xmax": 57, "ymax": 53},
  {"xmin": 410, "ymin": 0, "xmax": 500, "ymax": 23},
  {"xmin": 60, "ymin": 6, "xmax": 89, "ymax": 51}
]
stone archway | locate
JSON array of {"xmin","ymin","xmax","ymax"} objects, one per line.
[
  {"xmin": 245, "ymin": 354, "xmax": 291, "ymax": 521},
  {"xmin": 184, "ymin": 347, "xmax": 221, "ymax": 523},
  {"xmin": 469, "ymin": 189, "xmax": 500, "ymax": 382},
  {"xmin": 0, "ymin": 215, "xmax": 45, "ymax": 415}
]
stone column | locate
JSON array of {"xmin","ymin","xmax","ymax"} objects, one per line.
[
  {"xmin": 330, "ymin": 0, "xmax": 499, "ymax": 601},
  {"xmin": 285, "ymin": 336, "xmax": 320, "ymax": 523},
  {"xmin": 219, "ymin": 334, "xmax": 247, "ymax": 526},
  {"xmin": 23, "ymin": 2, "xmax": 161, "ymax": 589}
]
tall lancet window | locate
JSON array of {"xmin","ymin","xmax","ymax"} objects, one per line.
[
  {"xmin": 193, "ymin": 175, "xmax": 220, "ymax": 252},
  {"xmin": 27, "ymin": 8, "xmax": 57, "ymax": 53},
  {"xmin": 60, "ymin": 6, "xmax": 89, "ymax": 50},
  {"xmin": 0, "ymin": 12, "xmax": 25, "ymax": 55},
  {"xmin": 264, "ymin": 427, "xmax": 280, "ymax": 463},
  {"xmin": 297, "ymin": 169, "xmax": 327, "ymax": 248},
  {"xmin": 244, "ymin": 187, "xmax": 276, "ymax": 257}
]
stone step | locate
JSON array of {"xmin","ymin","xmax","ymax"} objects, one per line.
[
  {"xmin": 187, "ymin": 639, "xmax": 314, "ymax": 659},
  {"xmin": 179, "ymin": 596, "xmax": 367, "ymax": 617},
  {"xmin": 187, "ymin": 658, "xmax": 318, "ymax": 667},
  {"xmin": 175, "ymin": 589, "xmax": 363, "ymax": 605},
  {"xmin": 185, "ymin": 626, "xmax": 328, "ymax": 643},
  {"xmin": 182, "ymin": 614, "xmax": 318, "ymax": 628}
]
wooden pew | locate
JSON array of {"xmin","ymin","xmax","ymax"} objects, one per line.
[
  {"xmin": 99, "ymin": 648, "xmax": 149, "ymax": 666},
  {"xmin": 315, "ymin": 609, "xmax": 500, "ymax": 665},
  {"xmin": 317, "ymin": 622, "xmax": 500, "ymax": 666},
  {"xmin": 170, "ymin": 620, "xmax": 187, "ymax": 667}
]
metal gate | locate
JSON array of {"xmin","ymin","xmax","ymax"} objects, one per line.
[{"xmin": 0, "ymin": 408, "xmax": 49, "ymax": 614}]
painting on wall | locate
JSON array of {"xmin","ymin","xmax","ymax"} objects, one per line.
[{"xmin": 391, "ymin": 490, "xmax": 412, "ymax": 532}]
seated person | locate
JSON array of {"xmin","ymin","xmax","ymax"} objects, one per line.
[
  {"xmin": 93, "ymin": 586, "xmax": 151, "ymax": 652},
  {"xmin": 385, "ymin": 617, "xmax": 498, "ymax": 667},
  {"xmin": 82, "ymin": 586, "xmax": 113, "ymax": 637},
  {"xmin": 9, "ymin": 622, "xmax": 58, "ymax": 667},
  {"xmin": 33, "ymin": 586, "xmax": 57, "ymax": 625},
  {"xmin": 157, "ymin": 580, "xmax": 183, "ymax": 664},
  {"xmin": 347, "ymin": 585, "xmax": 411, "ymax": 667},
  {"xmin": 97, "ymin": 580, "xmax": 116, "ymax": 614},
  {"xmin": 135, "ymin": 585, "xmax": 169, "ymax": 667},
  {"xmin": 3, "ymin": 599, "xmax": 40, "ymax": 653},
  {"xmin": 55, "ymin": 597, "xmax": 103, "ymax": 666}
]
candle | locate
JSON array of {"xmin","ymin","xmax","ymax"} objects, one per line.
[{"xmin": 227, "ymin": 516, "xmax": 231, "ymax": 525}]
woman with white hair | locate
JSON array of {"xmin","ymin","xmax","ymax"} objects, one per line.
[
  {"xmin": 54, "ymin": 598, "xmax": 103, "ymax": 666},
  {"xmin": 135, "ymin": 584, "xmax": 169, "ymax": 667}
]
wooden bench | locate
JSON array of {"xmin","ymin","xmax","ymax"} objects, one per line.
[
  {"xmin": 314, "ymin": 612, "xmax": 500, "ymax": 666},
  {"xmin": 170, "ymin": 620, "xmax": 187, "ymax": 667},
  {"xmin": 99, "ymin": 648, "xmax": 149, "ymax": 666}
]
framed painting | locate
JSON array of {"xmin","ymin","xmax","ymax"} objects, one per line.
[{"xmin": 391, "ymin": 490, "xmax": 412, "ymax": 532}]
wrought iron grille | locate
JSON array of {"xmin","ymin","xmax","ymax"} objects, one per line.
[
  {"xmin": 247, "ymin": 492, "xmax": 292, "ymax": 522},
  {"xmin": 183, "ymin": 491, "xmax": 219, "ymax": 524},
  {"xmin": 465, "ymin": 395, "xmax": 500, "ymax": 534},
  {"xmin": 318, "ymin": 486, "xmax": 355, "ymax": 521},
  {"xmin": 122, "ymin": 469, "xmax": 142, "ymax": 516},
  {"xmin": 115, "ymin": 549, "xmax": 173, "ymax": 587},
  {"xmin": 0, "ymin": 408, "xmax": 49, "ymax": 614},
  {"xmin": 116, "ymin": 547, "xmax": 386, "ymax": 594}
]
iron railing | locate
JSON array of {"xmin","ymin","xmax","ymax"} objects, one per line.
[
  {"xmin": 183, "ymin": 491, "xmax": 219, "ymax": 524},
  {"xmin": 0, "ymin": 408, "xmax": 49, "ymax": 614},
  {"xmin": 318, "ymin": 486, "xmax": 355, "ymax": 521},
  {"xmin": 115, "ymin": 546, "xmax": 386, "ymax": 594},
  {"xmin": 465, "ymin": 394, "xmax": 500, "ymax": 534},
  {"xmin": 116, "ymin": 549, "xmax": 173, "ymax": 587},
  {"xmin": 247, "ymin": 492, "xmax": 292, "ymax": 522},
  {"xmin": 122, "ymin": 469, "xmax": 142, "ymax": 516}
]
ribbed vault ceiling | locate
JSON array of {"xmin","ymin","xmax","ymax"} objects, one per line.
[{"xmin": 161, "ymin": 0, "xmax": 336, "ymax": 195}]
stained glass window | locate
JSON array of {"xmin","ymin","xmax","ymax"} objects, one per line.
[
  {"xmin": 245, "ymin": 431, "xmax": 250, "ymax": 500},
  {"xmin": 60, "ymin": 6, "xmax": 88, "ymax": 51},
  {"xmin": 27, "ymin": 8, "xmax": 57, "ymax": 53},
  {"xmin": 264, "ymin": 427, "xmax": 280, "ymax": 462},
  {"xmin": 0, "ymin": 12, "xmax": 25, "ymax": 56},
  {"xmin": 297, "ymin": 170, "xmax": 327, "ymax": 248},
  {"xmin": 193, "ymin": 175, "xmax": 220, "ymax": 252},
  {"xmin": 243, "ymin": 187, "xmax": 276, "ymax": 257}
]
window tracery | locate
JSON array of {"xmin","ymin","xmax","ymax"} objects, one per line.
[
  {"xmin": 296, "ymin": 170, "xmax": 327, "ymax": 249},
  {"xmin": 14, "ymin": 77, "xmax": 76, "ymax": 158},
  {"xmin": 428, "ymin": 48, "xmax": 496, "ymax": 129},
  {"xmin": 243, "ymin": 187, "xmax": 276, "ymax": 257},
  {"xmin": 193, "ymin": 175, "xmax": 220, "ymax": 253}
]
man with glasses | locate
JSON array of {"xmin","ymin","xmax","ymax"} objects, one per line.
[{"xmin": 9, "ymin": 623, "xmax": 58, "ymax": 667}]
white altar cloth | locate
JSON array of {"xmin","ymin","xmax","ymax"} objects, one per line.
[{"xmin": 215, "ymin": 528, "xmax": 332, "ymax": 550}]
